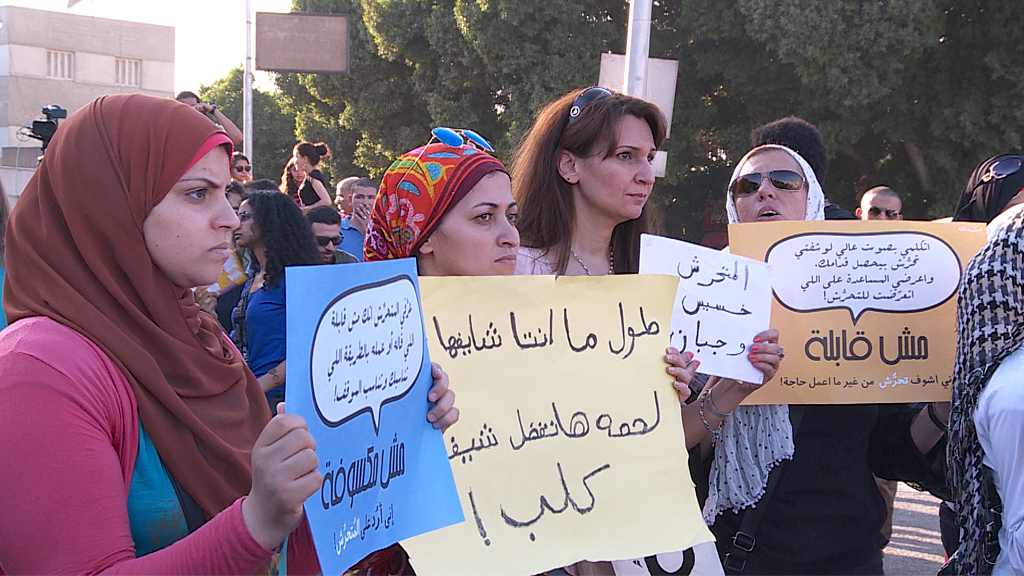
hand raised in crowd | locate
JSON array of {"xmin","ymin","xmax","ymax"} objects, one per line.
[
  {"xmin": 242, "ymin": 404, "xmax": 321, "ymax": 551},
  {"xmin": 426, "ymin": 362, "xmax": 459, "ymax": 432}
]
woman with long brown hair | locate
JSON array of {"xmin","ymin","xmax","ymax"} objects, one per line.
[{"xmin": 512, "ymin": 87, "xmax": 664, "ymax": 276}]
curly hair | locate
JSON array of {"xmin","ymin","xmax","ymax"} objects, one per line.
[
  {"xmin": 750, "ymin": 116, "xmax": 829, "ymax": 183},
  {"xmin": 244, "ymin": 190, "xmax": 319, "ymax": 287}
]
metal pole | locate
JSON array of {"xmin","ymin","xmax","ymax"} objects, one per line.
[
  {"xmin": 623, "ymin": 0, "xmax": 652, "ymax": 98},
  {"xmin": 243, "ymin": 0, "xmax": 254, "ymax": 158}
]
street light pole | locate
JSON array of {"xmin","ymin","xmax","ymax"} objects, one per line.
[
  {"xmin": 243, "ymin": 0, "xmax": 253, "ymax": 158},
  {"xmin": 624, "ymin": 0, "xmax": 652, "ymax": 98}
]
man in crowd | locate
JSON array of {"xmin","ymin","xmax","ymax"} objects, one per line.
[
  {"xmin": 335, "ymin": 176, "xmax": 359, "ymax": 216},
  {"xmin": 175, "ymin": 90, "xmax": 243, "ymax": 146},
  {"xmin": 338, "ymin": 178, "xmax": 375, "ymax": 261},
  {"xmin": 857, "ymin": 186, "xmax": 903, "ymax": 220},
  {"xmin": 305, "ymin": 205, "xmax": 359, "ymax": 264}
]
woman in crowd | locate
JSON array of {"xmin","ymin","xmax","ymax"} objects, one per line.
[
  {"xmin": 0, "ymin": 94, "xmax": 458, "ymax": 574},
  {"xmin": 293, "ymin": 141, "xmax": 332, "ymax": 211},
  {"xmin": 361, "ymin": 131, "xmax": 514, "ymax": 573},
  {"xmin": 280, "ymin": 158, "xmax": 303, "ymax": 205},
  {"xmin": 231, "ymin": 190, "xmax": 319, "ymax": 409},
  {"xmin": 947, "ymin": 208, "xmax": 1024, "ymax": 575},
  {"xmin": 510, "ymin": 87, "xmax": 781, "ymax": 575},
  {"xmin": 511, "ymin": 87, "xmax": 782, "ymax": 452},
  {"xmin": 365, "ymin": 134, "xmax": 517, "ymax": 275},
  {"xmin": 231, "ymin": 152, "xmax": 253, "ymax": 184},
  {"xmin": 946, "ymin": 154, "xmax": 1024, "ymax": 569},
  {"xmin": 697, "ymin": 143, "xmax": 948, "ymax": 575}
]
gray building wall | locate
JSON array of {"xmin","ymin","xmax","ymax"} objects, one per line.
[{"xmin": 0, "ymin": 6, "xmax": 175, "ymax": 202}]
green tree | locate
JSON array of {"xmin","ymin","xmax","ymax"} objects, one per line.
[
  {"xmin": 276, "ymin": 0, "xmax": 1024, "ymax": 238},
  {"xmin": 198, "ymin": 67, "xmax": 297, "ymax": 182}
]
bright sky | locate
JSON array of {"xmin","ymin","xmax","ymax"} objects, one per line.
[{"xmin": 5, "ymin": 0, "xmax": 294, "ymax": 92}]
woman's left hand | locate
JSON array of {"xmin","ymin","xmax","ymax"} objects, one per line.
[
  {"xmin": 426, "ymin": 362, "xmax": 459, "ymax": 432},
  {"xmin": 748, "ymin": 328, "xmax": 784, "ymax": 383}
]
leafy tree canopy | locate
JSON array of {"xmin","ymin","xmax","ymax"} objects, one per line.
[
  {"xmin": 198, "ymin": 67, "xmax": 297, "ymax": 183},
  {"xmin": 276, "ymin": 0, "xmax": 1024, "ymax": 239}
]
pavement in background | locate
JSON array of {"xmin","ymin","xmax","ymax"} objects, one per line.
[{"xmin": 884, "ymin": 483, "xmax": 946, "ymax": 575}]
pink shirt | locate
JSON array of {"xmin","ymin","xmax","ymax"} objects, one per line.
[{"xmin": 0, "ymin": 317, "xmax": 274, "ymax": 575}]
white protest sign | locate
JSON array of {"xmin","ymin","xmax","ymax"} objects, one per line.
[
  {"xmin": 767, "ymin": 232, "xmax": 961, "ymax": 324},
  {"xmin": 310, "ymin": 276, "xmax": 422, "ymax": 433},
  {"xmin": 639, "ymin": 234, "xmax": 772, "ymax": 383}
]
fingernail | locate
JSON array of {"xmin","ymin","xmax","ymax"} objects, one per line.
[
  {"xmin": 750, "ymin": 344, "xmax": 760, "ymax": 351},
  {"xmin": 686, "ymin": 352, "xmax": 694, "ymax": 361},
  {"xmin": 749, "ymin": 354, "xmax": 756, "ymax": 360},
  {"xmin": 754, "ymin": 336, "xmax": 762, "ymax": 343},
  {"xmin": 694, "ymin": 360, "xmax": 700, "ymax": 368},
  {"xmin": 427, "ymin": 413, "xmax": 436, "ymax": 422}
]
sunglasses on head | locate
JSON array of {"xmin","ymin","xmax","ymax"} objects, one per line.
[
  {"xmin": 867, "ymin": 206, "xmax": 901, "ymax": 219},
  {"xmin": 315, "ymin": 235, "xmax": 344, "ymax": 247},
  {"xmin": 972, "ymin": 156, "xmax": 1024, "ymax": 191},
  {"xmin": 567, "ymin": 86, "xmax": 614, "ymax": 125},
  {"xmin": 389, "ymin": 127, "xmax": 495, "ymax": 201},
  {"xmin": 234, "ymin": 165, "xmax": 252, "ymax": 172},
  {"xmin": 730, "ymin": 170, "xmax": 805, "ymax": 197}
]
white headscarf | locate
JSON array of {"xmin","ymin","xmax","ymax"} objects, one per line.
[{"xmin": 703, "ymin": 144, "xmax": 826, "ymax": 524}]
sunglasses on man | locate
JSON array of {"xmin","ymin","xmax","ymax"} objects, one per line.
[{"xmin": 315, "ymin": 235, "xmax": 344, "ymax": 247}]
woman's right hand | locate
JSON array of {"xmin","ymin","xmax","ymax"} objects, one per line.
[{"xmin": 242, "ymin": 404, "xmax": 322, "ymax": 551}]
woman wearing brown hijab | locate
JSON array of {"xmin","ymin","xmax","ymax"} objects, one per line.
[{"xmin": 0, "ymin": 94, "xmax": 457, "ymax": 574}]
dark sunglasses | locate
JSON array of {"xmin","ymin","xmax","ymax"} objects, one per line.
[
  {"xmin": 315, "ymin": 235, "xmax": 344, "ymax": 247},
  {"xmin": 730, "ymin": 170, "xmax": 805, "ymax": 197},
  {"xmin": 233, "ymin": 165, "xmax": 252, "ymax": 172},
  {"xmin": 867, "ymin": 206, "xmax": 901, "ymax": 219},
  {"xmin": 568, "ymin": 86, "xmax": 614, "ymax": 124},
  {"xmin": 972, "ymin": 156, "xmax": 1023, "ymax": 191}
]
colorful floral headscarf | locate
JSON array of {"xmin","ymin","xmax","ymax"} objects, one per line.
[{"xmin": 365, "ymin": 142, "xmax": 506, "ymax": 261}]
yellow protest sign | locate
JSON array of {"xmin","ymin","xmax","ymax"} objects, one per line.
[
  {"xmin": 402, "ymin": 275, "xmax": 713, "ymax": 576},
  {"xmin": 729, "ymin": 220, "xmax": 987, "ymax": 404}
]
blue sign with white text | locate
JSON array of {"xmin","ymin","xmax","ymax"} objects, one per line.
[{"xmin": 286, "ymin": 259, "xmax": 463, "ymax": 573}]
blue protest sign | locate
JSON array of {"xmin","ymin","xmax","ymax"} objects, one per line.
[{"xmin": 286, "ymin": 259, "xmax": 463, "ymax": 573}]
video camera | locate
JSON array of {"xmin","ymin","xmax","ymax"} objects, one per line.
[{"xmin": 28, "ymin": 105, "xmax": 67, "ymax": 152}]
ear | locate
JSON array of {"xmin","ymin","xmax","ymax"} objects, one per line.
[
  {"xmin": 855, "ymin": 207, "xmax": 863, "ymax": 218},
  {"xmin": 417, "ymin": 235, "xmax": 435, "ymax": 256},
  {"xmin": 557, "ymin": 150, "xmax": 580, "ymax": 184}
]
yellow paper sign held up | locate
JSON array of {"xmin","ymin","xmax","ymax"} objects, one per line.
[
  {"xmin": 402, "ymin": 275, "xmax": 712, "ymax": 576},
  {"xmin": 729, "ymin": 220, "xmax": 987, "ymax": 404}
]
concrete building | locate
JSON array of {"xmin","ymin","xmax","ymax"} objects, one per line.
[{"xmin": 0, "ymin": 5, "xmax": 174, "ymax": 203}]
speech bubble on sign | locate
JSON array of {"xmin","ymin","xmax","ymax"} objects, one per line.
[
  {"xmin": 309, "ymin": 275, "xmax": 423, "ymax": 433},
  {"xmin": 766, "ymin": 231, "xmax": 962, "ymax": 324}
]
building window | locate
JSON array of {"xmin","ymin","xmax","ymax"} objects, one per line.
[
  {"xmin": 115, "ymin": 58, "xmax": 141, "ymax": 87},
  {"xmin": 46, "ymin": 50, "xmax": 74, "ymax": 80}
]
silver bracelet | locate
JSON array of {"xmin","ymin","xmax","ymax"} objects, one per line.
[
  {"xmin": 707, "ymin": 385, "xmax": 733, "ymax": 419},
  {"xmin": 699, "ymin": 389, "xmax": 722, "ymax": 447}
]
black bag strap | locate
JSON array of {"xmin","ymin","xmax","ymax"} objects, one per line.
[
  {"xmin": 723, "ymin": 405, "xmax": 806, "ymax": 575},
  {"xmin": 167, "ymin": 471, "xmax": 208, "ymax": 533}
]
